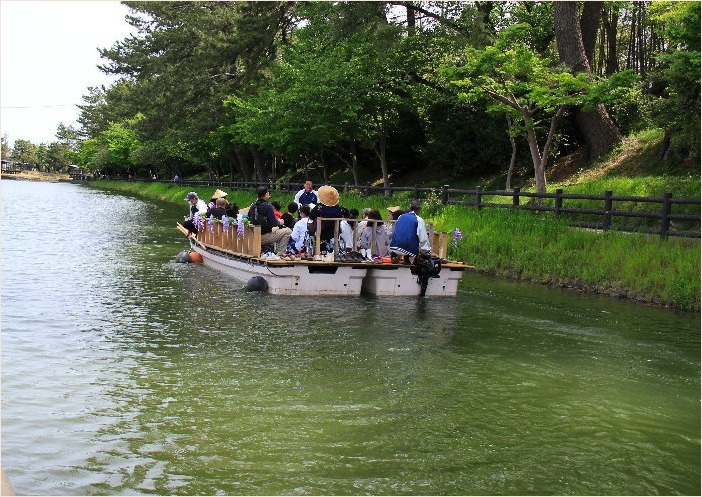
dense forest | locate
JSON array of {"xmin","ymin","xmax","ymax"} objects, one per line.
[{"xmin": 4, "ymin": 1, "xmax": 700, "ymax": 192}]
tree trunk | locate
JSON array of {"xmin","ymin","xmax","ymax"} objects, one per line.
[
  {"xmin": 350, "ymin": 139, "xmax": 360, "ymax": 187},
  {"xmin": 603, "ymin": 4, "xmax": 619, "ymax": 76},
  {"xmin": 555, "ymin": 1, "xmax": 622, "ymax": 161},
  {"xmin": 375, "ymin": 132, "xmax": 390, "ymax": 197},
  {"xmin": 234, "ymin": 145, "xmax": 251, "ymax": 182},
  {"xmin": 505, "ymin": 115, "xmax": 517, "ymax": 191},
  {"xmin": 249, "ymin": 144, "xmax": 266, "ymax": 182},
  {"xmin": 405, "ymin": 1, "xmax": 415, "ymax": 35},
  {"xmin": 319, "ymin": 150, "xmax": 329, "ymax": 184},
  {"xmin": 580, "ymin": 1, "xmax": 603, "ymax": 70},
  {"xmin": 521, "ymin": 110, "xmax": 547, "ymax": 197}
]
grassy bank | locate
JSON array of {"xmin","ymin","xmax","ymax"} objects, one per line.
[{"xmin": 91, "ymin": 180, "xmax": 700, "ymax": 311}]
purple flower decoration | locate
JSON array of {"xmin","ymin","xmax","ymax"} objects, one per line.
[
  {"xmin": 208, "ymin": 201, "xmax": 215, "ymax": 209},
  {"xmin": 237, "ymin": 214, "xmax": 245, "ymax": 238},
  {"xmin": 222, "ymin": 216, "xmax": 230, "ymax": 232},
  {"xmin": 452, "ymin": 228, "xmax": 463, "ymax": 248},
  {"xmin": 193, "ymin": 213, "xmax": 204, "ymax": 231},
  {"xmin": 208, "ymin": 214, "xmax": 215, "ymax": 233}
]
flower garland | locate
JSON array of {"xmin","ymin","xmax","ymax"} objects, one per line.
[{"xmin": 452, "ymin": 228, "xmax": 463, "ymax": 248}]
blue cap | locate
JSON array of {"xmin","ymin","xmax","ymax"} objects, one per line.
[{"xmin": 185, "ymin": 192, "xmax": 198, "ymax": 200}]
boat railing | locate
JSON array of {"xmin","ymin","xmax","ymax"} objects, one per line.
[{"xmin": 191, "ymin": 217, "xmax": 449, "ymax": 260}]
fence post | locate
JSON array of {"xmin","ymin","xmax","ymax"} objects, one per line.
[
  {"xmin": 555, "ymin": 189, "xmax": 563, "ymax": 220},
  {"xmin": 660, "ymin": 192, "xmax": 672, "ymax": 237},
  {"xmin": 442, "ymin": 185, "xmax": 449, "ymax": 205},
  {"xmin": 602, "ymin": 190, "xmax": 613, "ymax": 230},
  {"xmin": 388, "ymin": 182, "xmax": 394, "ymax": 197},
  {"xmin": 414, "ymin": 184, "xmax": 420, "ymax": 200},
  {"xmin": 475, "ymin": 186, "xmax": 483, "ymax": 210},
  {"xmin": 512, "ymin": 187, "xmax": 520, "ymax": 207},
  {"xmin": 344, "ymin": 182, "xmax": 349, "ymax": 195}
]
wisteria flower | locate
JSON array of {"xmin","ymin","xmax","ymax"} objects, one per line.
[
  {"xmin": 222, "ymin": 215, "xmax": 230, "ymax": 232},
  {"xmin": 237, "ymin": 214, "xmax": 245, "ymax": 238},
  {"xmin": 208, "ymin": 214, "xmax": 215, "ymax": 233},
  {"xmin": 452, "ymin": 228, "xmax": 463, "ymax": 248},
  {"xmin": 193, "ymin": 213, "xmax": 205, "ymax": 231}
]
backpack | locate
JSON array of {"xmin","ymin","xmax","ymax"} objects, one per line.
[{"xmin": 249, "ymin": 200, "xmax": 273, "ymax": 234}]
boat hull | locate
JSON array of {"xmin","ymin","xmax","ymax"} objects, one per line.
[
  {"xmin": 362, "ymin": 265, "xmax": 465, "ymax": 296},
  {"xmin": 190, "ymin": 242, "xmax": 368, "ymax": 296}
]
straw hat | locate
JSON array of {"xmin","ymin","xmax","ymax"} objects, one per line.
[
  {"xmin": 211, "ymin": 189, "xmax": 228, "ymax": 199},
  {"xmin": 317, "ymin": 185, "xmax": 339, "ymax": 206},
  {"xmin": 387, "ymin": 206, "xmax": 401, "ymax": 213},
  {"xmin": 239, "ymin": 206, "xmax": 250, "ymax": 215}
]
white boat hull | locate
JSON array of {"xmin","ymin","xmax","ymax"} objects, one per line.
[
  {"xmin": 191, "ymin": 242, "xmax": 368, "ymax": 295},
  {"xmin": 362, "ymin": 266, "xmax": 465, "ymax": 296},
  {"xmin": 186, "ymin": 235, "xmax": 470, "ymax": 297}
]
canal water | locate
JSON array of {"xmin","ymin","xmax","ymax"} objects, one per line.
[{"xmin": 1, "ymin": 180, "xmax": 699, "ymax": 496}]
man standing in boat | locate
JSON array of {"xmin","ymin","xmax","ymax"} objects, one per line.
[
  {"xmin": 294, "ymin": 179, "xmax": 318, "ymax": 209},
  {"xmin": 389, "ymin": 200, "xmax": 430, "ymax": 264},
  {"xmin": 250, "ymin": 186, "xmax": 292, "ymax": 257}
]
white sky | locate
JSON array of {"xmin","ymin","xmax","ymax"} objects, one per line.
[{"xmin": 1, "ymin": 0, "xmax": 135, "ymax": 146}]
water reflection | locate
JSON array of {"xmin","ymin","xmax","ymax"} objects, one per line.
[{"xmin": 2, "ymin": 180, "xmax": 699, "ymax": 496}]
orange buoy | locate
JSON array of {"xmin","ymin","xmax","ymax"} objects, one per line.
[{"xmin": 188, "ymin": 251, "xmax": 203, "ymax": 263}]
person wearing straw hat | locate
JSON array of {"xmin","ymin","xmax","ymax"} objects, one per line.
[
  {"xmin": 389, "ymin": 200, "xmax": 430, "ymax": 264},
  {"xmin": 208, "ymin": 189, "xmax": 229, "ymax": 208},
  {"xmin": 309, "ymin": 185, "xmax": 349, "ymax": 249}
]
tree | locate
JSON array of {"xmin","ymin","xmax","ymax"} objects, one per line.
[
  {"xmin": 554, "ymin": 1, "xmax": 622, "ymax": 161},
  {"xmin": 11, "ymin": 139, "xmax": 37, "ymax": 166},
  {"xmin": 1, "ymin": 134, "xmax": 11, "ymax": 159},
  {"xmin": 444, "ymin": 25, "xmax": 594, "ymax": 195}
]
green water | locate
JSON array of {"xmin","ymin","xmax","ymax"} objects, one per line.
[{"xmin": 1, "ymin": 180, "xmax": 699, "ymax": 495}]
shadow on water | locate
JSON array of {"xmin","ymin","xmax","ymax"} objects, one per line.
[{"xmin": 2, "ymin": 181, "xmax": 699, "ymax": 496}]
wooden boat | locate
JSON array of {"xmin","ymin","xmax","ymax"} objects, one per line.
[{"xmin": 176, "ymin": 217, "xmax": 473, "ymax": 296}]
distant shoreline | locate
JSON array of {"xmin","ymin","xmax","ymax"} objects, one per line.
[{"xmin": 1, "ymin": 171, "xmax": 71, "ymax": 182}]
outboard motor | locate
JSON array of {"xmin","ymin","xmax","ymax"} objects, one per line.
[{"xmin": 411, "ymin": 251, "xmax": 442, "ymax": 296}]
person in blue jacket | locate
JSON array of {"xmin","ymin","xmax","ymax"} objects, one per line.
[{"xmin": 389, "ymin": 200, "xmax": 430, "ymax": 263}]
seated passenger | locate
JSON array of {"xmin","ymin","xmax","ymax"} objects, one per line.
[
  {"xmin": 206, "ymin": 197, "xmax": 228, "ymax": 220},
  {"xmin": 271, "ymin": 201, "xmax": 284, "ymax": 221},
  {"xmin": 390, "ymin": 200, "xmax": 430, "ymax": 264},
  {"xmin": 339, "ymin": 208, "xmax": 359, "ymax": 250},
  {"xmin": 290, "ymin": 205, "xmax": 311, "ymax": 252},
  {"xmin": 357, "ymin": 209, "xmax": 389, "ymax": 257},
  {"xmin": 309, "ymin": 185, "xmax": 349, "ymax": 247},
  {"xmin": 182, "ymin": 191, "xmax": 208, "ymax": 235},
  {"xmin": 249, "ymin": 186, "xmax": 292, "ymax": 256},
  {"xmin": 282, "ymin": 202, "xmax": 298, "ymax": 229},
  {"xmin": 209, "ymin": 189, "xmax": 229, "ymax": 209}
]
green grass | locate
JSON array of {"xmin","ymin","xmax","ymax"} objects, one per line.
[{"xmin": 92, "ymin": 179, "xmax": 700, "ymax": 311}]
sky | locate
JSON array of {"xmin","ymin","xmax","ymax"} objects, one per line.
[{"xmin": 1, "ymin": 0, "xmax": 135, "ymax": 146}]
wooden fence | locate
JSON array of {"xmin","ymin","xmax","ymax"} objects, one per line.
[{"xmin": 135, "ymin": 178, "xmax": 702, "ymax": 238}]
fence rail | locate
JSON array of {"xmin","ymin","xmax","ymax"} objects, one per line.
[{"xmin": 122, "ymin": 178, "xmax": 701, "ymax": 238}]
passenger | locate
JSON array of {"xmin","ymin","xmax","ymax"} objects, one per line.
[
  {"xmin": 357, "ymin": 209, "xmax": 389, "ymax": 257},
  {"xmin": 385, "ymin": 206, "xmax": 404, "ymax": 238},
  {"xmin": 290, "ymin": 205, "xmax": 311, "ymax": 252},
  {"xmin": 249, "ymin": 186, "xmax": 292, "ymax": 257},
  {"xmin": 209, "ymin": 189, "xmax": 229, "ymax": 209},
  {"xmin": 355, "ymin": 207, "xmax": 372, "ymax": 241},
  {"xmin": 282, "ymin": 202, "xmax": 298, "ymax": 229},
  {"xmin": 294, "ymin": 179, "xmax": 318, "ymax": 209},
  {"xmin": 225, "ymin": 201, "xmax": 239, "ymax": 218},
  {"xmin": 389, "ymin": 200, "xmax": 430, "ymax": 264},
  {"xmin": 182, "ymin": 191, "xmax": 208, "ymax": 235},
  {"xmin": 309, "ymin": 185, "xmax": 350, "ymax": 250},
  {"xmin": 206, "ymin": 197, "xmax": 228, "ymax": 220},
  {"xmin": 271, "ymin": 201, "xmax": 284, "ymax": 221},
  {"xmin": 339, "ymin": 208, "xmax": 358, "ymax": 251}
]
